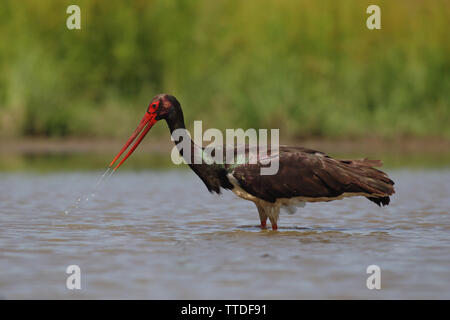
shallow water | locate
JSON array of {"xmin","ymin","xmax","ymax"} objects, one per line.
[{"xmin": 0, "ymin": 169, "xmax": 449, "ymax": 299}]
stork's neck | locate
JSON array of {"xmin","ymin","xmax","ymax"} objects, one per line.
[
  {"xmin": 165, "ymin": 110, "xmax": 232, "ymax": 193},
  {"xmin": 166, "ymin": 109, "xmax": 187, "ymax": 137},
  {"xmin": 165, "ymin": 110, "xmax": 202, "ymax": 164}
]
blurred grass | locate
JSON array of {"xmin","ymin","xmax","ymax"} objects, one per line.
[{"xmin": 0, "ymin": 0, "xmax": 449, "ymax": 140}]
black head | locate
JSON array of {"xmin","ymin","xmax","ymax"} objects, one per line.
[{"xmin": 149, "ymin": 94, "xmax": 182, "ymax": 121}]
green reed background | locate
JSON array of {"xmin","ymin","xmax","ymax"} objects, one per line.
[{"xmin": 0, "ymin": 0, "xmax": 449, "ymax": 139}]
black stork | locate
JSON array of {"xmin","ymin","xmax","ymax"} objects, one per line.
[{"xmin": 108, "ymin": 94, "xmax": 395, "ymax": 230}]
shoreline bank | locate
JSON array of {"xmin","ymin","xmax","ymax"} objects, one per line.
[
  {"xmin": 1, "ymin": 137, "xmax": 448, "ymax": 156},
  {"xmin": 1, "ymin": 137, "xmax": 449, "ymax": 171}
]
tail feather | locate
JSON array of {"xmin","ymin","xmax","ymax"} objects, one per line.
[
  {"xmin": 349, "ymin": 158, "xmax": 395, "ymax": 207},
  {"xmin": 341, "ymin": 158, "xmax": 383, "ymax": 168},
  {"xmin": 366, "ymin": 196, "xmax": 390, "ymax": 206},
  {"xmin": 335, "ymin": 158, "xmax": 395, "ymax": 206}
]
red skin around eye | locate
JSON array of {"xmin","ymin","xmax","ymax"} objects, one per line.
[{"xmin": 148, "ymin": 100, "xmax": 160, "ymax": 114}]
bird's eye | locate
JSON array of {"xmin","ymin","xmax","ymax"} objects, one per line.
[{"xmin": 147, "ymin": 102, "xmax": 158, "ymax": 114}]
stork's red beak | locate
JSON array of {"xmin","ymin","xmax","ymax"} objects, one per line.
[{"xmin": 109, "ymin": 108, "xmax": 158, "ymax": 171}]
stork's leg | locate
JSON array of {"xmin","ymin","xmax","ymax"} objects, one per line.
[
  {"xmin": 257, "ymin": 203, "xmax": 279, "ymax": 230},
  {"xmin": 268, "ymin": 216, "xmax": 278, "ymax": 230},
  {"xmin": 267, "ymin": 206, "xmax": 280, "ymax": 231},
  {"xmin": 256, "ymin": 203, "xmax": 268, "ymax": 229},
  {"xmin": 260, "ymin": 219, "xmax": 267, "ymax": 229}
]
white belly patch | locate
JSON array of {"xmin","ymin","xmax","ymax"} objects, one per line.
[{"xmin": 226, "ymin": 173, "xmax": 307, "ymax": 216}]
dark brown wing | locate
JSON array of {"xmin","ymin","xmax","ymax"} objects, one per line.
[{"xmin": 230, "ymin": 147, "xmax": 395, "ymax": 205}]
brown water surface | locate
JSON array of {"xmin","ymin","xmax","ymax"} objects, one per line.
[{"xmin": 0, "ymin": 170, "xmax": 449, "ymax": 299}]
